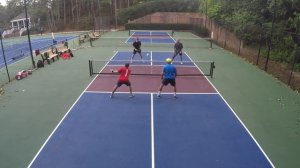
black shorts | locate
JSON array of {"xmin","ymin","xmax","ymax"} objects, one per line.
[
  {"xmin": 174, "ymin": 50, "xmax": 182, "ymax": 56},
  {"xmin": 133, "ymin": 48, "xmax": 141, "ymax": 54},
  {"xmin": 116, "ymin": 81, "xmax": 131, "ymax": 87},
  {"xmin": 162, "ymin": 78, "xmax": 176, "ymax": 86}
]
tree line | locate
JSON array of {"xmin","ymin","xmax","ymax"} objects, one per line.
[
  {"xmin": 199, "ymin": 0, "xmax": 300, "ymax": 65},
  {"xmin": 0, "ymin": 0, "xmax": 299, "ymax": 67},
  {"xmin": 0, "ymin": 0, "xmax": 154, "ymax": 31}
]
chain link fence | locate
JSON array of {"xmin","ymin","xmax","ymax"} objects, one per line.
[{"xmin": 202, "ymin": 18, "xmax": 300, "ymax": 91}]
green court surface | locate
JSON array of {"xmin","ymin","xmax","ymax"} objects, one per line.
[{"xmin": 0, "ymin": 31, "xmax": 299, "ymax": 168}]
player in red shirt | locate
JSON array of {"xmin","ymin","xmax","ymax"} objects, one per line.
[{"xmin": 110, "ymin": 63, "xmax": 134, "ymax": 98}]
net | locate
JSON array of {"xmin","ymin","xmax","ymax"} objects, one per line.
[
  {"xmin": 89, "ymin": 60, "xmax": 215, "ymax": 78},
  {"xmin": 90, "ymin": 36, "xmax": 213, "ymax": 49},
  {"xmin": 129, "ymin": 30, "xmax": 174, "ymax": 36}
]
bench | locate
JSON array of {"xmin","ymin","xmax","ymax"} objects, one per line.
[
  {"xmin": 88, "ymin": 33, "xmax": 99, "ymax": 41},
  {"xmin": 57, "ymin": 44, "xmax": 68, "ymax": 54},
  {"xmin": 40, "ymin": 50, "xmax": 59, "ymax": 64},
  {"xmin": 79, "ymin": 35, "xmax": 86, "ymax": 44},
  {"xmin": 93, "ymin": 32, "xmax": 100, "ymax": 38}
]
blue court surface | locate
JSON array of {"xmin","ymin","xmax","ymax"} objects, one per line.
[
  {"xmin": 28, "ymin": 93, "xmax": 273, "ymax": 168},
  {"xmin": 126, "ymin": 31, "xmax": 175, "ymax": 44},
  {"xmin": 109, "ymin": 51, "xmax": 194, "ymax": 66},
  {"xmin": 28, "ymin": 51, "xmax": 274, "ymax": 168},
  {"xmin": 0, "ymin": 35, "xmax": 76, "ymax": 68}
]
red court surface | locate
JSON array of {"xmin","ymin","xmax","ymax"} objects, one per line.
[{"xmin": 87, "ymin": 65, "xmax": 216, "ymax": 93}]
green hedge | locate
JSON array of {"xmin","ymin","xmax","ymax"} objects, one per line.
[{"xmin": 118, "ymin": 0, "xmax": 199, "ymax": 24}]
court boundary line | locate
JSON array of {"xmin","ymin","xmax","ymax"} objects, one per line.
[
  {"xmin": 85, "ymin": 91, "xmax": 218, "ymax": 95},
  {"xmin": 151, "ymin": 93, "xmax": 155, "ymax": 168},
  {"xmin": 184, "ymin": 52, "xmax": 275, "ymax": 167},
  {"xmin": 26, "ymin": 51, "xmax": 119, "ymax": 168},
  {"xmin": 169, "ymin": 34, "xmax": 176, "ymax": 43}
]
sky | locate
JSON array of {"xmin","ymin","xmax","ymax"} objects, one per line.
[{"xmin": 0, "ymin": 0, "xmax": 6, "ymax": 6}]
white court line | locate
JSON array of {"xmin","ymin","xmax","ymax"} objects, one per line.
[
  {"xmin": 184, "ymin": 52, "xmax": 275, "ymax": 167},
  {"xmin": 125, "ymin": 32, "xmax": 134, "ymax": 43},
  {"xmin": 169, "ymin": 33, "xmax": 176, "ymax": 43},
  {"xmin": 26, "ymin": 51, "xmax": 119, "ymax": 168},
  {"xmin": 151, "ymin": 93, "xmax": 155, "ymax": 168},
  {"xmin": 85, "ymin": 91, "xmax": 218, "ymax": 95},
  {"xmin": 150, "ymin": 51, "xmax": 153, "ymax": 66}
]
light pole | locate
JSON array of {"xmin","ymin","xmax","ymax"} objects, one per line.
[
  {"xmin": 114, "ymin": 0, "xmax": 118, "ymax": 29},
  {"xmin": 205, "ymin": 0, "xmax": 208, "ymax": 29},
  {"xmin": 0, "ymin": 28, "xmax": 11, "ymax": 82},
  {"xmin": 24, "ymin": 0, "xmax": 35, "ymax": 68}
]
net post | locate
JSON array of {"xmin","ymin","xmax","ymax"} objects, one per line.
[
  {"xmin": 91, "ymin": 60, "xmax": 94, "ymax": 75},
  {"xmin": 129, "ymin": 30, "xmax": 130, "ymax": 36},
  {"xmin": 210, "ymin": 62, "xmax": 215, "ymax": 78},
  {"xmin": 89, "ymin": 60, "xmax": 92, "ymax": 76}
]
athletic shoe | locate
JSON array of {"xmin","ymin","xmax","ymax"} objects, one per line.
[
  {"xmin": 110, "ymin": 95, "xmax": 114, "ymax": 99},
  {"xmin": 180, "ymin": 62, "xmax": 183, "ymax": 64},
  {"xmin": 129, "ymin": 94, "xmax": 135, "ymax": 98},
  {"xmin": 157, "ymin": 94, "xmax": 161, "ymax": 98}
]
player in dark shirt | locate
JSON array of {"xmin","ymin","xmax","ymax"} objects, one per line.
[
  {"xmin": 131, "ymin": 37, "xmax": 144, "ymax": 63},
  {"xmin": 172, "ymin": 39, "xmax": 183, "ymax": 64}
]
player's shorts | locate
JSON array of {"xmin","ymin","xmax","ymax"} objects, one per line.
[
  {"xmin": 162, "ymin": 78, "xmax": 176, "ymax": 86},
  {"xmin": 133, "ymin": 48, "xmax": 141, "ymax": 54},
  {"xmin": 174, "ymin": 50, "xmax": 182, "ymax": 56},
  {"xmin": 116, "ymin": 80, "xmax": 131, "ymax": 87}
]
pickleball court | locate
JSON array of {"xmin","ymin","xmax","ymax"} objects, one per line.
[{"xmin": 28, "ymin": 50, "xmax": 274, "ymax": 168}]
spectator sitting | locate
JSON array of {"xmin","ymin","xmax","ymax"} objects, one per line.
[
  {"xmin": 68, "ymin": 49, "xmax": 74, "ymax": 57},
  {"xmin": 60, "ymin": 51, "xmax": 71, "ymax": 59}
]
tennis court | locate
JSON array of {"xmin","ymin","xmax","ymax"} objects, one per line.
[
  {"xmin": 27, "ymin": 51, "xmax": 274, "ymax": 168},
  {"xmin": 126, "ymin": 30, "xmax": 175, "ymax": 44},
  {"xmin": 0, "ymin": 35, "xmax": 76, "ymax": 68}
]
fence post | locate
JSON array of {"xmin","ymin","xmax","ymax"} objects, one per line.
[
  {"xmin": 288, "ymin": 46, "xmax": 299, "ymax": 85},
  {"xmin": 256, "ymin": 34, "xmax": 263, "ymax": 65},
  {"xmin": 0, "ymin": 29, "xmax": 11, "ymax": 82},
  {"xmin": 238, "ymin": 39, "xmax": 242, "ymax": 56}
]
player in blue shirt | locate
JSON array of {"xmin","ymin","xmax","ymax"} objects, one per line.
[{"xmin": 157, "ymin": 58, "xmax": 177, "ymax": 98}]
